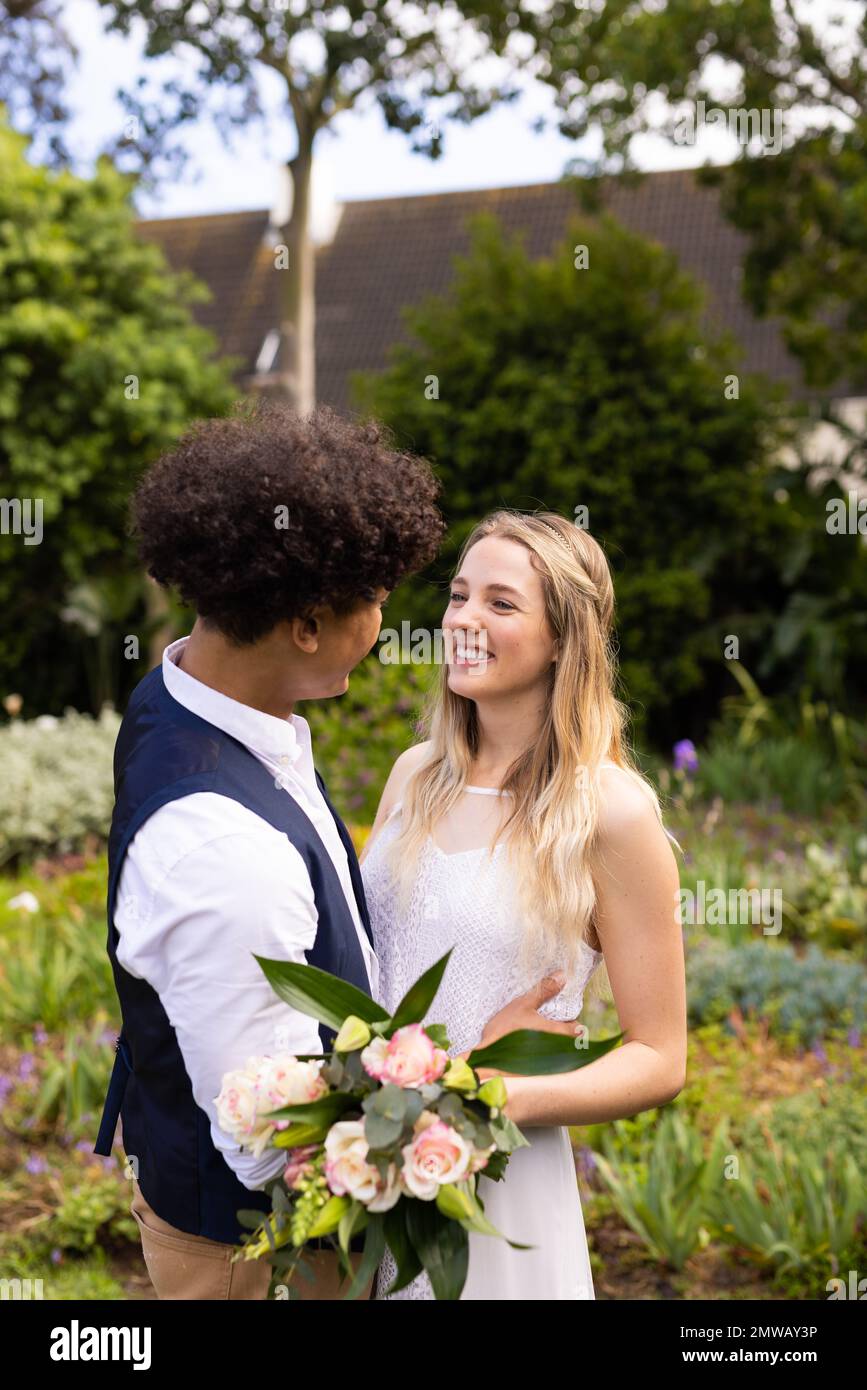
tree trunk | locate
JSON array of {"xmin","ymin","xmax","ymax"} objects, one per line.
[
  {"xmin": 145, "ymin": 575, "xmax": 176, "ymax": 669},
  {"xmin": 259, "ymin": 127, "xmax": 316, "ymax": 415}
]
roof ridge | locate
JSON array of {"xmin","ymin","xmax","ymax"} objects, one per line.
[{"xmin": 338, "ymin": 166, "xmax": 713, "ymax": 208}]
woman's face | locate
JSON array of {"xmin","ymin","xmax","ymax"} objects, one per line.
[{"xmin": 442, "ymin": 536, "xmax": 557, "ymax": 700}]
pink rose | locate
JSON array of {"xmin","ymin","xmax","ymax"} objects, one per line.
[
  {"xmin": 360, "ymin": 1024, "xmax": 449, "ymax": 1089},
  {"xmin": 400, "ymin": 1112, "xmax": 472, "ymax": 1199}
]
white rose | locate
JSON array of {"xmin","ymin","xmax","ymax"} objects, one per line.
[
  {"xmin": 255, "ymin": 1055, "xmax": 327, "ymax": 1113},
  {"xmin": 215, "ymin": 1066, "xmax": 263, "ymax": 1148},
  {"xmin": 325, "ymin": 1123, "xmax": 380, "ymax": 1202}
]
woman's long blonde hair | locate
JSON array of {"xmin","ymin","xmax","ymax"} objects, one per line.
[{"xmin": 382, "ymin": 510, "xmax": 677, "ymax": 1003}]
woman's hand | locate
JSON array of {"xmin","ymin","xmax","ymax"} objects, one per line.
[
  {"xmin": 478, "ymin": 972, "xmax": 584, "ymax": 1048},
  {"xmin": 454, "ymin": 972, "xmax": 585, "ymax": 1080}
]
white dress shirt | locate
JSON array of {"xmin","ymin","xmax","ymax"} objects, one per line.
[{"xmin": 113, "ymin": 636, "xmax": 379, "ymax": 1190}]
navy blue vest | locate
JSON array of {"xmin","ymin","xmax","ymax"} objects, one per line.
[{"xmin": 93, "ymin": 664, "xmax": 375, "ymax": 1246}]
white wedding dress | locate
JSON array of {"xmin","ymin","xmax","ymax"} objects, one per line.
[{"xmin": 360, "ymin": 785, "xmax": 603, "ymax": 1301}]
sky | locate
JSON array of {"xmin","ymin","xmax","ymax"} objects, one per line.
[{"xmin": 62, "ymin": 0, "xmax": 755, "ymax": 230}]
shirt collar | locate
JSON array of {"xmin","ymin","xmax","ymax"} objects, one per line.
[{"xmin": 162, "ymin": 636, "xmax": 306, "ymax": 772}]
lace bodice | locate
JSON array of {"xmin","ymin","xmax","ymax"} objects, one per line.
[{"xmin": 360, "ymin": 792, "xmax": 603, "ymax": 1059}]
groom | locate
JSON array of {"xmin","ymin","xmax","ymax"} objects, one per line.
[{"xmin": 92, "ymin": 399, "xmax": 445, "ymax": 1299}]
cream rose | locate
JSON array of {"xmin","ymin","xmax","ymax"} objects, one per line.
[
  {"xmin": 324, "ymin": 1120, "xmax": 380, "ymax": 1202},
  {"xmin": 324, "ymin": 1122, "xmax": 404, "ymax": 1212},
  {"xmin": 215, "ymin": 1054, "xmax": 328, "ymax": 1157}
]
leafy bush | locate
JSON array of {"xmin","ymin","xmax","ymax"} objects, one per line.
[
  {"xmin": 739, "ymin": 1083, "xmax": 867, "ymax": 1176},
  {"xmin": 704, "ymin": 1121, "xmax": 866, "ymax": 1288},
  {"xmin": 354, "ymin": 208, "xmax": 867, "ymax": 746},
  {"xmin": 684, "ymin": 667, "xmax": 867, "ymax": 817},
  {"xmin": 0, "ymin": 114, "xmax": 237, "ymax": 715},
  {"xmin": 27, "ymin": 1017, "xmax": 116, "ymax": 1139},
  {"xmin": 686, "ymin": 940, "xmax": 867, "ymax": 1046},
  {"xmin": 591, "ymin": 1108, "xmax": 726, "ymax": 1269},
  {"xmin": 49, "ymin": 1172, "xmax": 138, "ymax": 1254},
  {"xmin": 0, "ymin": 709, "xmax": 119, "ymax": 868},
  {"xmin": 582, "ymin": 1098, "xmax": 867, "ymax": 1290}
]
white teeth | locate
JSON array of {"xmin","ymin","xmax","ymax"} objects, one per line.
[{"xmin": 451, "ymin": 634, "xmax": 493, "ymax": 664}]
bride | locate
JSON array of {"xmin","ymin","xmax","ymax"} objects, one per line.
[{"xmin": 359, "ymin": 509, "xmax": 687, "ymax": 1300}]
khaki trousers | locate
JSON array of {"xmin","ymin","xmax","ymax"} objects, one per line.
[{"xmin": 130, "ymin": 1177, "xmax": 374, "ymax": 1300}]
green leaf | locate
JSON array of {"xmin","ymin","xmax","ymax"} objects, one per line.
[
  {"xmin": 338, "ymin": 1199, "xmax": 369, "ymax": 1256},
  {"xmin": 264, "ymin": 1092, "xmax": 356, "ymax": 1125},
  {"xmin": 489, "ymin": 1112, "xmax": 531, "ymax": 1151},
  {"xmin": 386, "ymin": 947, "xmax": 453, "ymax": 1033},
  {"xmin": 380, "ymin": 1204, "xmax": 424, "ymax": 1294},
  {"xmin": 467, "ymin": 1028, "xmax": 623, "ymax": 1075},
  {"xmin": 405, "ymin": 1199, "xmax": 470, "ymax": 1301},
  {"xmin": 364, "ymin": 1112, "xmax": 405, "ymax": 1150},
  {"xmin": 341, "ymin": 1214, "xmax": 386, "ymax": 1301},
  {"xmin": 253, "ymin": 955, "xmax": 390, "ymax": 1031},
  {"xmin": 236, "ymin": 1209, "xmax": 269, "ymax": 1230}
]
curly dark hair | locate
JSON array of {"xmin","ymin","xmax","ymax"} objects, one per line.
[{"xmin": 130, "ymin": 398, "xmax": 445, "ymax": 644}]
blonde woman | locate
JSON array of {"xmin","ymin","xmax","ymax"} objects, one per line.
[{"xmin": 359, "ymin": 510, "xmax": 687, "ymax": 1301}]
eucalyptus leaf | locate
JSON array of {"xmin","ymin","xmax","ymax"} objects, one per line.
[
  {"xmin": 236, "ymin": 1209, "xmax": 269, "ymax": 1230},
  {"xmin": 364, "ymin": 1112, "xmax": 405, "ymax": 1149},
  {"xmin": 490, "ymin": 1112, "xmax": 531, "ymax": 1151}
]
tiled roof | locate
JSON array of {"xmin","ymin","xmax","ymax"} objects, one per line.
[{"xmin": 137, "ymin": 171, "xmax": 848, "ymax": 411}]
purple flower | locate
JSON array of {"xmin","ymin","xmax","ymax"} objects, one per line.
[
  {"xmin": 51, "ymin": 1248, "xmax": 63, "ymax": 1265},
  {"xmin": 33, "ymin": 1024, "xmax": 48, "ymax": 1046},
  {"xmin": 673, "ymin": 739, "xmax": 699, "ymax": 775},
  {"xmin": 25, "ymin": 1154, "xmax": 47, "ymax": 1174},
  {"xmin": 811, "ymin": 1041, "xmax": 828, "ymax": 1067},
  {"xmin": 575, "ymin": 1147, "xmax": 597, "ymax": 1182},
  {"xmin": 848, "ymin": 1027, "xmax": 861, "ymax": 1048},
  {"xmin": 75, "ymin": 1140, "xmax": 93, "ymax": 1153},
  {"xmin": 17, "ymin": 1054, "xmax": 35, "ymax": 1081}
]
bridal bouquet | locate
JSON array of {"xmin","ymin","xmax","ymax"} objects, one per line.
[{"xmin": 215, "ymin": 947, "xmax": 619, "ymax": 1300}]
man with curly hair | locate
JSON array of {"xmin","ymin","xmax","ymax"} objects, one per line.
[{"xmin": 92, "ymin": 400, "xmax": 445, "ymax": 1300}]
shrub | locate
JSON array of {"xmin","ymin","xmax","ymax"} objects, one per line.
[
  {"xmin": 686, "ymin": 939, "xmax": 867, "ymax": 1046},
  {"xmin": 0, "ymin": 709, "xmax": 119, "ymax": 868}
]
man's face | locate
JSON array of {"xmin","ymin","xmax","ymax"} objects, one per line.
[{"xmin": 285, "ymin": 588, "xmax": 390, "ymax": 699}]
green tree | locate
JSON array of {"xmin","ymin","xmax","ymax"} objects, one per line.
[
  {"xmin": 96, "ymin": 0, "xmax": 528, "ymax": 412},
  {"xmin": 525, "ymin": 0, "xmax": 867, "ymax": 396},
  {"xmin": 352, "ymin": 210, "xmax": 867, "ymax": 746},
  {"xmin": 0, "ymin": 114, "xmax": 236, "ymax": 714},
  {"xmin": 0, "ymin": 1, "xmax": 76, "ymax": 166}
]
